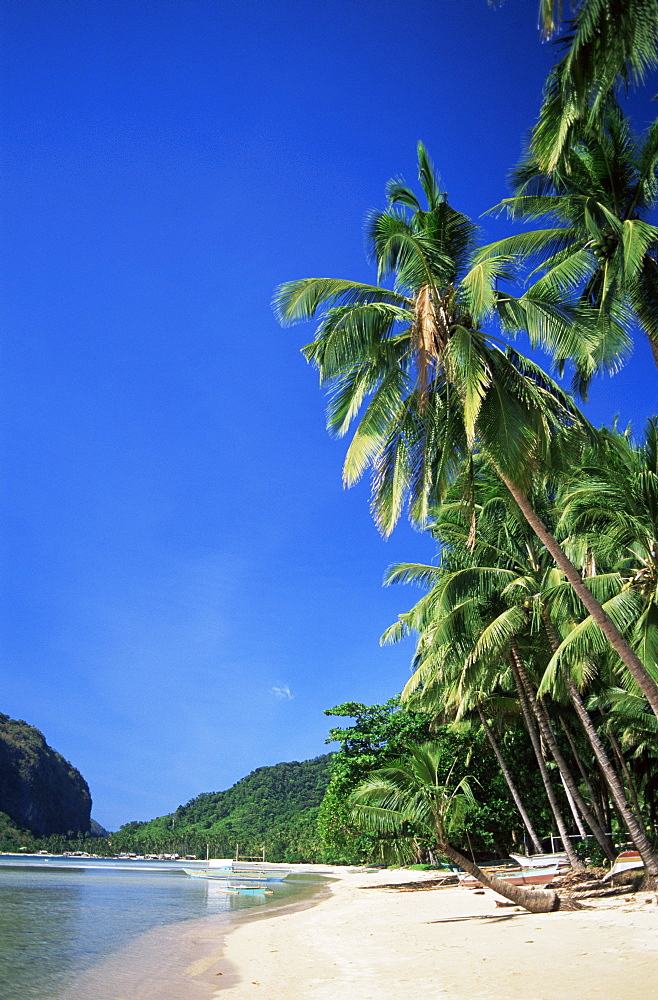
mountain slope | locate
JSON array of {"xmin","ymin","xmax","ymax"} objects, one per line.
[
  {"xmin": 113, "ymin": 754, "xmax": 333, "ymax": 862},
  {"xmin": 0, "ymin": 713, "xmax": 92, "ymax": 837}
]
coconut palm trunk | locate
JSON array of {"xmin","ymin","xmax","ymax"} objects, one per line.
[
  {"xmin": 439, "ymin": 841, "xmax": 561, "ymax": 913},
  {"xmin": 512, "ymin": 652, "xmax": 616, "ymax": 862},
  {"xmin": 476, "ymin": 705, "xmax": 544, "ymax": 854},
  {"xmin": 499, "ymin": 473, "xmax": 658, "ymax": 723},
  {"xmin": 566, "ymin": 679, "xmax": 658, "ymax": 880},
  {"xmin": 607, "ymin": 729, "xmax": 644, "ymax": 826},
  {"xmin": 540, "ymin": 610, "xmax": 658, "ymax": 876},
  {"xmin": 559, "ymin": 773, "xmax": 589, "ymax": 840},
  {"xmin": 559, "ymin": 717, "xmax": 607, "ymax": 829},
  {"xmin": 509, "ymin": 648, "xmax": 583, "ymax": 870},
  {"xmin": 350, "ymin": 742, "xmax": 565, "ymax": 914}
]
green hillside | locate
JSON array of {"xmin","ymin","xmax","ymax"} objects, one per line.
[{"xmin": 111, "ymin": 754, "xmax": 333, "ymax": 862}]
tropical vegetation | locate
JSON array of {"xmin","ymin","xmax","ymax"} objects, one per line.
[
  {"xmin": 108, "ymin": 755, "xmax": 332, "ymax": 862},
  {"xmin": 532, "ymin": 0, "xmax": 658, "ymax": 171},
  {"xmin": 319, "ymin": 699, "xmax": 549, "ymax": 865},
  {"xmin": 350, "ymin": 742, "xmax": 563, "ymax": 911},
  {"xmin": 274, "ymin": 5, "xmax": 658, "ymax": 901}
]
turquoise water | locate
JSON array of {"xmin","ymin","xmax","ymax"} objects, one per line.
[{"xmin": 0, "ymin": 857, "xmax": 323, "ymax": 999}]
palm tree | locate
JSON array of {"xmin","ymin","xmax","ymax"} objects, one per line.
[
  {"xmin": 552, "ymin": 661, "xmax": 658, "ymax": 878},
  {"xmin": 275, "ymin": 144, "xmax": 658, "ymax": 719},
  {"xmin": 592, "ymin": 687, "xmax": 658, "ymax": 835},
  {"xmin": 533, "ymin": 0, "xmax": 658, "ymax": 172},
  {"xmin": 381, "ymin": 485, "xmax": 607, "ymax": 868},
  {"xmin": 481, "ymin": 104, "xmax": 658, "ymax": 374},
  {"xmin": 381, "ymin": 564, "xmax": 546, "ymax": 855},
  {"xmin": 556, "ymin": 417, "xmax": 658, "ymax": 664},
  {"xmin": 546, "ymin": 420, "xmax": 658, "ymax": 684},
  {"xmin": 385, "ymin": 470, "xmax": 658, "ymax": 876},
  {"xmin": 475, "ymin": 703, "xmax": 545, "ymax": 854},
  {"xmin": 350, "ymin": 742, "xmax": 563, "ymax": 912}
]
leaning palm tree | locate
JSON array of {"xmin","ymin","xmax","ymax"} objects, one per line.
[
  {"xmin": 380, "ymin": 553, "xmax": 545, "ymax": 856},
  {"xmin": 473, "ymin": 702, "xmax": 545, "ymax": 855},
  {"xmin": 592, "ymin": 685, "xmax": 658, "ymax": 833},
  {"xmin": 386, "ymin": 469, "xmax": 658, "ymax": 877},
  {"xmin": 274, "ymin": 144, "xmax": 658, "ymax": 720},
  {"xmin": 533, "ymin": 0, "xmax": 658, "ymax": 172},
  {"xmin": 392, "ymin": 462, "xmax": 658, "ymax": 866},
  {"xmin": 350, "ymin": 742, "xmax": 564, "ymax": 912},
  {"xmin": 545, "ymin": 419, "xmax": 658, "ymax": 691}
]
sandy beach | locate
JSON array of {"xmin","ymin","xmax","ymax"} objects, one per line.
[{"xmin": 188, "ymin": 866, "xmax": 658, "ymax": 1000}]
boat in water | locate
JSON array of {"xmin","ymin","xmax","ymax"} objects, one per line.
[
  {"xmin": 183, "ymin": 860, "xmax": 291, "ymax": 883},
  {"xmin": 230, "ymin": 860, "xmax": 292, "ymax": 879},
  {"xmin": 188, "ymin": 877, "xmax": 273, "ymax": 895}
]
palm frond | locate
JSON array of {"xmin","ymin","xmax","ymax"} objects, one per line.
[
  {"xmin": 273, "ymin": 277, "xmax": 406, "ymax": 325},
  {"xmin": 383, "ymin": 563, "xmax": 440, "ymax": 588}
]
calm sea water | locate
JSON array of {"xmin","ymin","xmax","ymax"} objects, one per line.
[{"xmin": 0, "ymin": 857, "xmax": 326, "ymax": 999}]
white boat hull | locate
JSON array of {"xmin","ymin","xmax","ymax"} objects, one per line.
[
  {"xmin": 204, "ymin": 859, "xmax": 291, "ymax": 881},
  {"xmin": 509, "ymin": 852, "xmax": 568, "ymax": 868},
  {"xmin": 459, "ymin": 864, "xmax": 559, "ymax": 888}
]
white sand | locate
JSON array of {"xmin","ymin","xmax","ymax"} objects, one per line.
[{"xmin": 191, "ymin": 866, "xmax": 658, "ymax": 1000}]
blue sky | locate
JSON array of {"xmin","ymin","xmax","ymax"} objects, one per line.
[{"xmin": 1, "ymin": 0, "xmax": 656, "ymax": 831}]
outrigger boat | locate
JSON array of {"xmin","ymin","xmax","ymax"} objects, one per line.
[
  {"xmin": 458, "ymin": 864, "xmax": 559, "ymax": 888},
  {"xmin": 229, "ymin": 860, "xmax": 291, "ymax": 879},
  {"xmin": 182, "ymin": 867, "xmax": 269, "ymax": 882},
  {"xmin": 183, "ymin": 870, "xmax": 273, "ymax": 892},
  {"xmin": 211, "ymin": 883, "xmax": 273, "ymax": 895},
  {"xmin": 183, "ymin": 862, "xmax": 290, "ymax": 883},
  {"xmin": 509, "ymin": 852, "xmax": 568, "ymax": 868}
]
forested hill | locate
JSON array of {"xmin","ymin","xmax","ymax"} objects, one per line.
[
  {"xmin": 112, "ymin": 754, "xmax": 333, "ymax": 862},
  {"xmin": 0, "ymin": 713, "xmax": 92, "ymax": 837}
]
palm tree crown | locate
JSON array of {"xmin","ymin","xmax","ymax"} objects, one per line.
[
  {"xmin": 482, "ymin": 103, "xmax": 658, "ymax": 380},
  {"xmin": 275, "ymin": 144, "xmax": 658, "ymax": 719},
  {"xmin": 533, "ymin": 0, "xmax": 658, "ymax": 172},
  {"xmin": 556, "ymin": 418, "xmax": 658, "ymax": 671},
  {"xmin": 351, "ymin": 741, "xmax": 562, "ymax": 911},
  {"xmin": 274, "ymin": 143, "xmax": 586, "ymax": 535}
]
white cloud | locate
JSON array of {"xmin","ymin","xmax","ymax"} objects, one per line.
[{"xmin": 271, "ymin": 684, "xmax": 294, "ymax": 700}]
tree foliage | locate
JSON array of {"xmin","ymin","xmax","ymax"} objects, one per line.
[
  {"xmin": 318, "ymin": 698, "xmax": 545, "ymax": 863},
  {"xmin": 111, "ymin": 756, "xmax": 333, "ymax": 862}
]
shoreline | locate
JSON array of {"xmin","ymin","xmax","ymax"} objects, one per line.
[
  {"xmin": 200, "ymin": 865, "xmax": 658, "ymax": 1000},
  {"xmin": 50, "ymin": 867, "xmax": 333, "ymax": 1000}
]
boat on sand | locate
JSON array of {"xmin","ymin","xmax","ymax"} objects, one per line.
[
  {"xmin": 509, "ymin": 851, "xmax": 568, "ymax": 868},
  {"xmin": 458, "ymin": 864, "xmax": 559, "ymax": 888},
  {"xmin": 602, "ymin": 850, "xmax": 644, "ymax": 881}
]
